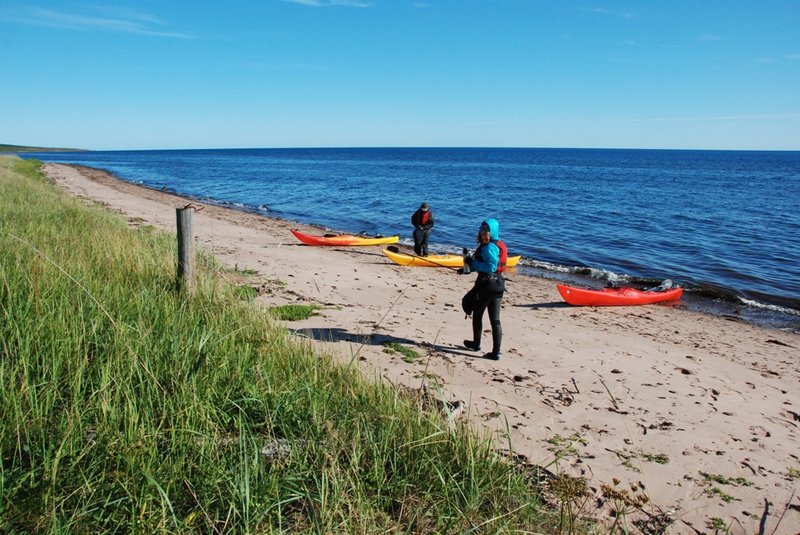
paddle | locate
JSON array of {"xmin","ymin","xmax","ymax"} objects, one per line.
[{"xmin": 385, "ymin": 245, "xmax": 462, "ymax": 271}]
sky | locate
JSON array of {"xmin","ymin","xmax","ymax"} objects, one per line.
[{"xmin": 1, "ymin": 0, "xmax": 799, "ymax": 151}]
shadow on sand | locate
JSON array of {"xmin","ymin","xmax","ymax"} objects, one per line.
[
  {"xmin": 512, "ymin": 301, "xmax": 571, "ymax": 309},
  {"xmin": 290, "ymin": 327, "xmax": 494, "ymax": 361},
  {"xmin": 290, "ymin": 327, "xmax": 414, "ymax": 346}
]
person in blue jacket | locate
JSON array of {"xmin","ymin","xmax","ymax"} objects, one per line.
[{"xmin": 459, "ymin": 218, "xmax": 506, "ymax": 360}]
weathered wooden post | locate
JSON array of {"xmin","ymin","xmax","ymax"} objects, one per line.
[{"xmin": 176, "ymin": 205, "xmax": 196, "ymax": 292}]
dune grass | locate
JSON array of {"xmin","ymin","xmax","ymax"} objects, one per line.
[
  {"xmin": 267, "ymin": 304, "xmax": 321, "ymax": 321},
  {"xmin": 0, "ymin": 157, "xmax": 565, "ymax": 533}
]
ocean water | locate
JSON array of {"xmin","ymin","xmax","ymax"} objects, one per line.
[{"xmin": 23, "ymin": 147, "xmax": 800, "ymax": 332}]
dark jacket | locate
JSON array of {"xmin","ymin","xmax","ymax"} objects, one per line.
[{"xmin": 411, "ymin": 209, "xmax": 435, "ymax": 231}]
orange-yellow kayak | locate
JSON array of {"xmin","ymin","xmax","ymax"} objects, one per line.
[
  {"xmin": 557, "ymin": 283, "xmax": 683, "ymax": 306},
  {"xmin": 382, "ymin": 248, "xmax": 520, "ymax": 268},
  {"xmin": 291, "ymin": 229, "xmax": 399, "ymax": 246}
]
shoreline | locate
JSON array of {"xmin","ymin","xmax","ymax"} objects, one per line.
[
  {"xmin": 42, "ymin": 161, "xmax": 800, "ymax": 335},
  {"xmin": 44, "ymin": 162, "xmax": 800, "ymax": 533}
]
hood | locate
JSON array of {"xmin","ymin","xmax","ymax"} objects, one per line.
[{"xmin": 481, "ymin": 218, "xmax": 500, "ymax": 241}]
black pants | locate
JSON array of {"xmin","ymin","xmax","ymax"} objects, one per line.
[
  {"xmin": 471, "ymin": 291, "xmax": 503, "ymax": 355},
  {"xmin": 413, "ymin": 228, "xmax": 431, "ymax": 256}
]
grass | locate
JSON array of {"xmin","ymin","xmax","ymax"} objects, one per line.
[
  {"xmin": 382, "ymin": 341, "xmax": 420, "ymax": 363},
  {"xmin": 641, "ymin": 453, "xmax": 669, "ymax": 465},
  {"xmin": 699, "ymin": 471, "xmax": 751, "ymax": 505},
  {"xmin": 0, "ymin": 156, "xmax": 563, "ymax": 533},
  {"xmin": 705, "ymin": 488, "xmax": 736, "ymax": 503},
  {"xmin": 707, "ymin": 517, "xmax": 730, "ymax": 532},
  {"xmin": 268, "ymin": 304, "xmax": 321, "ymax": 321},
  {"xmin": 699, "ymin": 472, "xmax": 752, "ymax": 487},
  {"xmin": 546, "ymin": 433, "xmax": 587, "ymax": 463},
  {"xmin": 606, "ymin": 448, "xmax": 669, "ymax": 473}
]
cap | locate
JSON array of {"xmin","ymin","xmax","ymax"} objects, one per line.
[{"xmin": 420, "ymin": 202, "xmax": 429, "ymax": 210}]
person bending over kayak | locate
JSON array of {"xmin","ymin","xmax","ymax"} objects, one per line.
[
  {"xmin": 411, "ymin": 202, "xmax": 435, "ymax": 256},
  {"xmin": 459, "ymin": 218, "xmax": 507, "ymax": 361}
]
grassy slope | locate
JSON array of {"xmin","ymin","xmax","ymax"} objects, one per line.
[{"xmin": 0, "ymin": 157, "xmax": 562, "ymax": 533}]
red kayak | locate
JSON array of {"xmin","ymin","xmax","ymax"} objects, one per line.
[
  {"xmin": 557, "ymin": 283, "xmax": 683, "ymax": 306},
  {"xmin": 290, "ymin": 229, "xmax": 399, "ymax": 246}
]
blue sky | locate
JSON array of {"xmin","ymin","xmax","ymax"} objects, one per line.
[{"xmin": 1, "ymin": 0, "xmax": 798, "ymax": 150}]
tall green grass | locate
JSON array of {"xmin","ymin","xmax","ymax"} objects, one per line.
[{"xmin": 0, "ymin": 157, "xmax": 559, "ymax": 533}]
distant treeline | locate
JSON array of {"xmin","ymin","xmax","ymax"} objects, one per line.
[{"xmin": 0, "ymin": 144, "xmax": 85, "ymax": 153}]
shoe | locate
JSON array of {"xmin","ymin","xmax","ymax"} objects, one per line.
[
  {"xmin": 463, "ymin": 340, "xmax": 481, "ymax": 351},
  {"xmin": 483, "ymin": 352, "xmax": 500, "ymax": 361}
]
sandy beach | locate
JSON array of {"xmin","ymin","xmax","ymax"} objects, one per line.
[{"xmin": 44, "ymin": 163, "xmax": 799, "ymax": 534}]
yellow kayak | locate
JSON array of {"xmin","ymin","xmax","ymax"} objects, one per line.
[{"xmin": 382, "ymin": 248, "xmax": 520, "ymax": 268}]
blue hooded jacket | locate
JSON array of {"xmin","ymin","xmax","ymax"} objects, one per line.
[{"xmin": 469, "ymin": 218, "xmax": 500, "ymax": 274}]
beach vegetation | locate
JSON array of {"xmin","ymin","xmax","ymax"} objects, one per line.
[
  {"xmin": 788, "ymin": 467, "xmax": 800, "ymax": 480},
  {"xmin": 707, "ymin": 517, "xmax": 730, "ymax": 532},
  {"xmin": 235, "ymin": 267, "xmax": 259, "ymax": 276},
  {"xmin": 234, "ymin": 284, "xmax": 259, "ymax": 300},
  {"xmin": 642, "ymin": 452, "xmax": 669, "ymax": 464},
  {"xmin": 267, "ymin": 303, "xmax": 321, "ymax": 320},
  {"xmin": 597, "ymin": 481, "xmax": 651, "ymax": 534},
  {"xmin": 622, "ymin": 458, "xmax": 642, "ymax": 473},
  {"xmin": 546, "ymin": 433, "xmax": 587, "ymax": 463},
  {"xmin": 382, "ymin": 341, "xmax": 420, "ymax": 363},
  {"xmin": 1, "ymin": 156, "xmax": 567, "ymax": 533},
  {"xmin": 705, "ymin": 487, "xmax": 736, "ymax": 503},
  {"xmin": 548, "ymin": 474, "xmax": 590, "ymax": 534},
  {"xmin": 607, "ymin": 448, "xmax": 669, "ymax": 472},
  {"xmin": 700, "ymin": 471, "xmax": 753, "ymax": 487}
]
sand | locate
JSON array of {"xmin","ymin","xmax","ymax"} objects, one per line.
[{"xmin": 44, "ymin": 163, "xmax": 800, "ymax": 534}]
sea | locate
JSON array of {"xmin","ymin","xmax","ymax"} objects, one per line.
[{"xmin": 21, "ymin": 147, "xmax": 800, "ymax": 333}]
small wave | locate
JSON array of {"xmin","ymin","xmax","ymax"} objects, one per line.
[
  {"xmin": 258, "ymin": 204, "xmax": 269, "ymax": 212},
  {"xmin": 739, "ymin": 298, "xmax": 800, "ymax": 317},
  {"xmin": 519, "ymin": 259, "xmax": 633, "ymax": 283},
  {"xmin": 686, "ymin": 285, "xmax": 744, "ymax": 304},
  {"xmin": 571, "ymin": 265, "xmax": 634, "ymax": 284},
  {"xmin": 520, "ymin": 259, "xmax": 677, "ymax": 289},
  {"xmin": 523, "ymin": 259, "xmax": 572, "ymax": 274}
]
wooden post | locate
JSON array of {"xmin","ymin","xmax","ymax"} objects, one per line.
[{"xmin": 176, "ymin": 206, "xmax": 195, "ymax": 292}]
